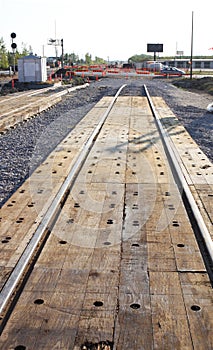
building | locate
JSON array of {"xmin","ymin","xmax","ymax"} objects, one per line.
[
  {"xmin": 18, "ymin": 54, "xmax": 47, "ymax": 82},
  {"xmin": 160, "ymin": 58, "xmax": 213, "ymax": 70}
]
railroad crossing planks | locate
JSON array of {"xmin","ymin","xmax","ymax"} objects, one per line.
[
  {"xmin": 0, "ymin": 99, "xmax": 113, "ymax": 288},
  {"xmin": 0, "ymin": 84, "xmax": 89, "ymax": 132},
  {"xmin": 0, "ymin": 96, "xmax": 212, "ymax": 349},
  {"xmin": 152, "ymin": 97, "xmax": 213, "ymax": 241}
]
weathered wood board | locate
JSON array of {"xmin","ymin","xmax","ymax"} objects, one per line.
[{"xmin": 0, "ymin": 96, "xmax": 212, "ymax": 350}]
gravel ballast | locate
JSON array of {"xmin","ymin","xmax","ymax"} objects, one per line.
[{"xmin": 0, "ymin": 77, "xmax": 212, "ymax": 207}]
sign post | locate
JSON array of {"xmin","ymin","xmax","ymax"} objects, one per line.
[
  {"xmin": 11, "ymin": 32, "xmax": 17, "ymax": 75},
  {"xmin": 190, "ymin": 11, "xmax": 194, "ymax": 80},
  {"xmin": 147, "ymin": 43, "xmax": 163, "ymax": 61}
]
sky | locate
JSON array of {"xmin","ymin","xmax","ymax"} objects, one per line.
[{"xmin": 1, "ymin": 0, "xmax": 213, "ymax": 62}]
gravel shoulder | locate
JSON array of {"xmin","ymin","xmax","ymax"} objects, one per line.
[{"xmin": 0, "ymin": 77, "xmax": 212, "ymax": 207}]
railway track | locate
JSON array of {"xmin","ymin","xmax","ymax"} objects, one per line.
[
  {"xmin": 0, "ymin": 84, "xmax": 212, "ymax": 349},
  {"xmin": 0, "ymin": 83, "xmax": 89, "ymax": 133}
]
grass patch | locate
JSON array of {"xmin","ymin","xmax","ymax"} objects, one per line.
[{"xmin": 172, "ymin": 77, "xmax": 213, "ymax": 95}]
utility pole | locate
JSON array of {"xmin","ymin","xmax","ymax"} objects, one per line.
[
  {"xmin": 61, "ymin": 39, "xmax": 64, "ymax": 68},
  {"xmin": 11, "ymin": 32, "xmax": 17, "ymax": 75},
  {"xmin": 190, "ymin": 11, "xmax": 194, "ymax": 80}
]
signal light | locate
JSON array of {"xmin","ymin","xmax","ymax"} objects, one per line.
[
  {"xmin": 11, "ymin": 32, "xmax": 17, "ymax": 51},
  {"xmin": 11, "ymin": 43, "xmax": 17, "ymax": 49}
]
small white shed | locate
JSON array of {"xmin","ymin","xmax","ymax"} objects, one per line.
[{"xmin": 18, "ymin": 54, "xmax": 47, "ymax": 82}]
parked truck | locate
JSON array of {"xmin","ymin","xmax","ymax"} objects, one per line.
[{"xmin": 146, "ymin": 61, "xmax": 164, "ymax": 71}]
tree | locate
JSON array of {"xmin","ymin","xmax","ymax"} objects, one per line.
[
  {"xmin": 85, "ymin": 52, "xmax": 92, "ymax": 65},
  {"xmin": 128, "ymin": 54, "xmax": 153, "ymax": 62},
  {"xmin": 19, "ymin": 42, "xmax": 33, "ymax": 56},
  {"xmin": 94, "ymin": 56, "xmax": 106, "ymax": 64},
  {"xmin": 7, "ymin": 51, "xmax": 14, "ymax": 68},
  {"xmin": 63, "ymin": 52, "xmax": 79, "ymax": 65},
  {"xmin": 0, "ymin": 37, "xmax": 9, "ymax": 69}
]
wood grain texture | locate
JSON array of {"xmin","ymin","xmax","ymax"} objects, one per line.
[{"xmin": 0, "ymin": 96, "xmax": 212, "ymax": 350}]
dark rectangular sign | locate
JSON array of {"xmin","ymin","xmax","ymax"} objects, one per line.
[{"xmin": 147, "ymin": 44, "xmax": 163, "ymax": 52}]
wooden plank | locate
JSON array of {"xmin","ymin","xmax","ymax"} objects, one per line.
[
  {"xmin": 190, "ymin": 184, "xmax": 213, "ymax": 237},
  {"xmin": 0, "ymin": 97, "xmax": 112, "ymax": 287},
  {"xmin": 151, "ymin": 293, "xmax": 193, "ymax": 349},
  {"xmin": 114, "ymin": 294, "xmax": 153, "ymax": 350},
  {"xmin": 1, "ymin": 96, "xmax": 212, "ymax": 350},
  {"xmin": 180, "ymin": 273, "xmax": 213, "ymax": 350},
  {"xmin": 114, "ymin": 237, "xmax": 152, "ymax": 349},
  {"xmin": 0, "ymin": 290, "xmax": 81, "ymax": 349}
]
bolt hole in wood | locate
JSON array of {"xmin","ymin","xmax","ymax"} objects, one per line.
[
  {"xmin": 14, "ymin": 346, "xmax": 26, "ymax": 350},
  {"xmin": 191, "ymin": 305, "xmax": 201, "ymax": 311},
  {"xmin": 81, "ymin": 340, "xmax": 113, "ymax": 350},
  {"xmin": 1, "ymin": 237, "xmax": 11, "ymax": 244},
  {"xmin": 130, "ymin": 303, "xmax": 141, "ymax": 310},
  {"xmin": 74, "ymin": 203, "xmax": 80, "ymax": 208},
  {"xmin": 67, "ymin": 218, "xmax": 74, "ymax": 224},
  {"xmin": 132, "ymin": 243, "xmax": 140, "ymax": 247},
  {"xmin": 34, "ymin": 299, "xmax": 44, "ymax": 305},
  {"xmin": 16, "ymin": 218, "xmax": 24, "ymax": 224},
  {"xmin": 103, "ymin": 241, "xmax": 111, "ymax": 245},
  {"xmin": 59, "ymin": 240, "xmax": 67, "ymax": 245},
  {"xmin": 177, "ymin": 243, "xmax": 185, "ymax": 247},
  {"xmin": 172, "ymin": 221, "xmax": 179, "ymax": 227},
  {"xmin": 107, "ymin": 219, "xmax": 113, "ymax": 224},
  {"xmin": 93, "ymin": 301, "xmax": 103, "ymax": 307},
  {"xmin": 133, "ymin": 220, "xmax": 139, "ymax": 227}
]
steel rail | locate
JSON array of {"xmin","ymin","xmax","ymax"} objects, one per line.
[
  {"xmin": 0, "ymin": 81, "xmax": 82, "ymax": 104},
  {"xmin": 0, "ymin": 83, "xmax": 89, "ymax": 119},
  {"xmin": 0, "ymin": 84, "xmax": 59, "ymax": 104},
  {"xmin": 0, "ymin": 84, "xmax": 126, "ymax": 318},
  {"xmin": 144, "ymin": 84, "xmax": 213, "ymax": 267}
]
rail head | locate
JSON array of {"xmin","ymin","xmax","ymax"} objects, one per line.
[{"xmin": 144, "ymin": 84, "xmax": 213, "ymax": 271}]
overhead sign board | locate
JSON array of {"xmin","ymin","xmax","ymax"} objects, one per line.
[
  {"xmin": 48, "ymin": 38, "xmax": 61, "ymax": 46},
  {"xmin": 147, "ymin": 44, "xmax": 163, "ymax": 52},
  {"xmin": 176, "ymin": 50, "xmax": 184, "ymax": 56}
]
